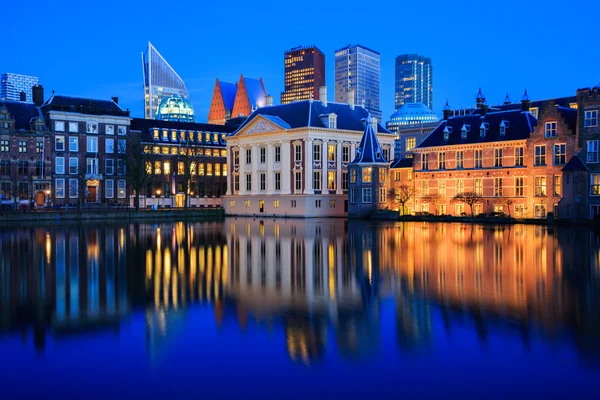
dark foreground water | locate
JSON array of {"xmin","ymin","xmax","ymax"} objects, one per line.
[{"xmin": 0, "ymin": 219, "xmax": 599, "ymax": 399}]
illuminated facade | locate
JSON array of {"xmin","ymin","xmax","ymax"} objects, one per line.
[
  {"xmin": 394, "ymin": 54, "xmax": 433, "ymax": 110},
  {"xmin": 223, "ymin": 87, "xmax": 394, "ymax": 217},
  {"xmin": 155, "ymin": 94, "xmax": 195, "ymax": 122},
  {"xmin": 281, "ymin": 46, "xmax": 325, "ymax": 104},
  {"xmin": 334, "ymin": 44, "xmax": 381, "ymax": 121},
  {"xmin": 1, "ymin": 73, "xmax": 39, "ymax": 102},
  {"xmin": 208, "ymin": 75, "xmax": 267, "ymax": 125},
  {"xmin": 142, "ymin": 42, "xmax": 190, "ymax": 120}
]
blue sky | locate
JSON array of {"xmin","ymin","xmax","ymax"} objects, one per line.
[{"xmin": 3, "ymin": 0, "xmax": 598, "ymax": 122}]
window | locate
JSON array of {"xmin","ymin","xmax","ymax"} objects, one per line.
[
  {"xmin": 362, "ymin": 188, "xmax": 372, "ymax": 204},
  {"xmin": 544, "ymin": 122, "xmax": 557, "ymax": 138},
  {"xmin": 421, "ymin": 204, "xmax": 429, "ymax": 213},
  {"xmin": 330, "ymin": 200, "xmax": 336, "ymax": 208},
  {"xmin": 86, "ymin": 158, "xmax": 99, "ymax": 175},
  {"xmin": 588, "ymin": 140, "xmax": 599, "ymax": 163},
  {"xmin": 35, "ymin": 161, "xmax": 43, "ymax": 175},
  {"xmin": 456, "ymin": 179, "xmax": 464, "ymax": 195},
  {"xmin": 68, "ymin": 179, "xmax": 78, "ymax": 198},
  {"xmin": 246, "ymin": 174, "xmax": 252, "ymax": 191},
  {"xmin": 456, "ymin": 151, "xmax": 464, "ymax": 169},
  {"xmin": 553, "ymin": 144, "xmax": 566, "ymax": 165},
  {"xmin": 55, "ymin": 136, "xmax": 65, "ymax": 151},
  {"xmin": 394, "ymin": 170, "xmax": 400, "ymax": 181},
  {"xmin": 474, "ymin": 149, "xmax": 482, "ymax": 168},
  {"xmin": 422, "ymin": 153, "xmax": 429, "ymax": 170},
  {"xmin": 260, "ymin": 173, "xmax": 266, "ymax": 191},
  {"xmin": 362, "ymin": 167, "xmax": 372, "ymax": 183},
  {"xmin": 163, "ymin": 161, "xmax": 170, "ymax": 175},
  {"xmin": 69, "ymin": 157, "xmax": 78, "ymax": 174},
  {"xmin": 0, "ymin": 181, "xmax": 10, "ymax": 198},
  {"xmin": 246, "ymin": 149, "xmax": 252, "ymax": 164},
  {"xmin": 117, "ymin": 180, "xmax": 126, "ymax": 198},
  {"xmin": 18, "ymin": 140, "xmax": 27, "ymax": 153},
  {"xmin": 233, "ymin": 175, "xmax": 240, "ymax": 192},
  {"xmin": 421, "ymin": 180, "xmax": 429, "ymax": 196},
  {"xmin": 153, "ymin": 161, "xmax": 162, "ymax": 175},
  {"xmin": 313, "ymin": 143, "xmax": 321, "ymax": 162},
  {"xmin": 515, "ymin": 147, "xmax": 524, "ymax": 166},
  {"xmin": 55, "ymin": 178, "xmax": 65, "ymax": 198},
  {"xmin": 438, "ymin": 179, "xmax": 446, "ymax": 196},
  {"xmin": 105, "ymin": 159, "xmax": 114, "ymax": 175},
  {"xmin": 105, "ymin": 179, "xmax": 114, "ymax": 198},
  {"xmin": 206, "ymin": 163, "xmax": 213, "ymax": 176},
  {"xmin": 117, "ymin": 139, "xmax": 126, "ymax": 154},
  {"xmin": 534, "ymin": 145, "xmax": 546, "ymax": 166},
  {"xmin": 229, "ymin": 200, "xmax": 236, "ymax": 208},
  {"xmin": 534, "ymin": 204, "xmax": 546, "ymax": 218},
  {"xmin": 438, "ymin": 152, "xmax": 446, "ymax": 170},
  {"xmin": 274, "ymin": 172, "xmax": 281, "ymax": 191},
  {"xmin": 379, "ymin": 187, "xmax": 386, "ymax": 203},
  {"xmin": 585, "ymin": 110, "xmax": 598, "ymax": 127},
  {"xmin": 350, "ymin": 188, "xmax": 356, "ymax": 203},
  {"xmin": 233, "ymin": 150, "xmax": 239, "ymax": 166},
  {"xmin": 499, "ymin": 121, "xmax": 508, "ymax": 136},
  {"xmin": 55, "ymin": 121, "xmax": 65, "ymax": 132},
  {"xmin": 480, "ymin": 122, "xmax": 489, "ymax": 137},
  {"xmin": 106, "ymin": 125, "xmax": 114, "ymax": 135},
  {"xmin": 494, "ymin": 148, "xmax": 503, "ymax": 167},
  {"xmin": 65, "ymin": 122, "xmax": 77, "ymax": 133},
  {"xmin": 350, "ymin": 168, "xmax": 357, "ymax": 183},
  {"xmin": 328, "ymin": 115, "xmax": 336, "ymax": 129},
  {"xmin": 245, "ymin": 200, "xmax": 251, "ymax": 208},
  {"xmin": 342, "ymin": 171, "xmax": 348, "ymax": 190},
  {"xmin": 86, "ymin": 123, "xmax": 98, "ymax": 134},
  {"xmin": 0, "ymin": 140, "xmax": 9, "ymax": 153},
  {"xmin": 554, "ymin": 175, "xmax": 561, "ymax": 196},
  {"xmin": 328, "ymin": 144, "xmax": 336, "ymax": 162},
  {"xmin": 474, "ymin": 178, "xmax": 483, "ymax": 196},
  {"xmin": 295, "ymin": 171, "xmax": 302, "ymax": 192},
  {"xmin": 383, "ymin": 148, "xmax": 389, "ymax": 161},
  {"xmin": 55, "ymin": 157, "xmax": 65, "ymax": 174},
  {"xmin": 406, "ymin": 137, "xmax": 416, "ymax": 152},
  {"xmin": 328, "ymin": 171, "xmax": 336, "ymax": 190},
  {"xmin": 18, "ymin": 161, "xmax": 28, "ymax": 175},
  {"xmin": 534, "ymin": 176, "xmax": 547, "ymax": 196},
  {"xmin": 494, "ymin": 177, "xmax": 502, "ymax": 197},
  {"xmin": 273, "ymin": 200, "xmax": 280, "ymax": 208},
  {"xmin": 295, "ymin": 144, "xmax": 302, "ymax": 161},
  {"xmin": 87, "ymin": 137, "xmax": 98, "ymax": 153},
  {"xmin": 36, "ymin": 141, "xmax": 43, "ymax": 154},
  {"xmin": 275, "ymin": 146, "xmax": 281, "ymax": 162},
  {"xmin": 379, "ymin": 168, "xmax": 386, "ymax": 183},
  {"xmin": 260, "ymin": 147, "xmax": 266, "ymax": 163},
  {"xmin": 315, "ymin": 199, "xmax": 322, "ymax": 208},
  {"xmin": 313, "ymin": 170, "xmax": 321, "ymax": 190},
  {"xmin": 105, "ymin": 138, "xmax": 114, "ymax": 154},
  {"xmin": 291, "ymin": 200, "xmax": 297, "ymax": 208},
  {"xmin": 117, "ymin": 126, "xmax": 126, "ymax": 135},
  {"xmin": 515, "ymin": 177, "xmax": 524, "ymax": 196},
  {"xmin": 529, "ymin": 108, "xmax": 539, "ymax": 119},
  {"xmin": 342, "ymin": 146, "xmax": 350, "ymax": 163},
  {"xmin": 591, "ymin": 174, "xmax": 600, "ymax": 195},
  {"xmin": 116, "ymin": 159, "xmax": 124, "ymax": 175}
]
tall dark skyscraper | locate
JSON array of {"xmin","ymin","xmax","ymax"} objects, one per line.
[
  {"xmin": 395, "ymin": 54, "xmax": 433, "ymax": 110},
  {"xmin": 281, "ymin": 46, "xmax": 325, "ymax": 104}
]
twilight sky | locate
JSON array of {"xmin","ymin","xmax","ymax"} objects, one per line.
[{"xmin": 3, "ymin": 0, "xmax": 599, "ymax": 123}]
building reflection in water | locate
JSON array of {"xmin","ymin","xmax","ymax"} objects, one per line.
[{"xmin": 1, "ymin": 220, "xmax": 599, "ymax": 365}]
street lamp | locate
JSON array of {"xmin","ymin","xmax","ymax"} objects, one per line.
[{"xmin": 156, "ymin": 189, "xmax": 162, "ymax": 197}]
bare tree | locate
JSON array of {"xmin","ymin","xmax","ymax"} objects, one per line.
[
  {"xmin": 421, "ymin": 194, "xmax": 444, "ymax": 215},
  {"xmin": 123, "ymin": 131, "xmax": 151, "ymax": 210},
  {"xmin": 452, "ymin": 192, "xmax": 483, "ymax": 217},
  {"xmin": 178, "ymin": 141, "xmax": 196, "ymax": 209},
  {"xmin": 387, "ymin": 184, "xmax": 414, "ymax": 215},
  {"xmin": 496, "ymin": 197, "xmax": 513, "ymax": 217}
]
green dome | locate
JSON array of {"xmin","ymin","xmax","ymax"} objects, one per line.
[{"xmin": 156, "ymin": 94, "xmax": 195, "ymax": 122}]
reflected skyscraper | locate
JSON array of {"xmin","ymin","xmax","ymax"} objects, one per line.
[{"xmin": 142, "ymin": 42, "xmax": 191, "ymax": 120}]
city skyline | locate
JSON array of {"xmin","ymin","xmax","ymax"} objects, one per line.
[{"xmin": 1, "ymin": 0, "xmax": 598, "ymax": 124}]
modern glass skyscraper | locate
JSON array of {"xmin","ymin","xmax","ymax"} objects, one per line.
[
  {"xmin": 1, "ymin": 73, "xmax": 39, "ymax": 102},
  {"xmin": 281, "ymin": 45, "xmax": 325, "ymax": 104},
  {"xmin": 395, "ymin": 54, "xmax": 433, "ymax": 110},
  {"xmin": 142, "ymin": 42, "xmax": 191, "ymax": 120},
  {"xmin": 334, "ymin": 44, "xmax": 381, "ymax": 121}
]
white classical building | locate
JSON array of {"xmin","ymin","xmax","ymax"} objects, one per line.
[{"xmin": 223, "ymin": 87, "xmax": 395, "ymax": 217}]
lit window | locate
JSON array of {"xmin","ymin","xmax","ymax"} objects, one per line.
[
  {"xmin": 362, "ymin": 167, "xmax": 372, "ymax": 183},
  {"xmin": 534, "ymin": 176, "xmax": 547, "ymax": 196}
]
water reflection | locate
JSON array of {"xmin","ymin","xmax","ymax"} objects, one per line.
[{"xmin": 1, "ymin": 220, "xmax": 599, "ymax": 367}]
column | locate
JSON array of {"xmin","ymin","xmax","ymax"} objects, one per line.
[
  {"xmin": 266, "ymin": 142, "xmax": 274, "ymax": 194},
  {"xmin": 225, "ymin": 146, "xmax": 232, "ymax": 195},
  {"xmin": 351, "ymin": 142, "xmax": 357, "ymax": 162},
  {"xmin": 336, "ymin": 142, "xmax": 343, "ymax": 194},
  {"xmin": 251, "ymin": 145, "xmax": 258, "ymax": 195},
  {"xmin": 304, "ymin": 139, "xmax": 313, "ymax": 194},
  {"xmin": 281, "ymin": 140, "xmax": 291, "ymax": 194},
  {"xmin": 322, "ymin": 139, "xmax": 328, "ymax": 192},
  {"xmin": 239, "ymin": 146, "xmax": 247, "ymax": 195}
]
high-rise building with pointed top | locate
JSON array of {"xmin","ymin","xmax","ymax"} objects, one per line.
[{"xmin": 142, "ymin": 42, "xmax": 191, "ymax": 120}]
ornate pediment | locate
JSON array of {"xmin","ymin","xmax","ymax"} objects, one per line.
[{"xmin": 237, "ymin": 115, "xmax": 287, "ymax": 136}]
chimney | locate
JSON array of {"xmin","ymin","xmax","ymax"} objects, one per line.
[
  {"xmin": 112, "ymin": 96, "xmax": 119, "ymax": 104},
  {"xmin": 372, "ymin": 117, "xmax": 378, "ymax": 131},
  {"xmin": 266, "ymin": 95, "xmax": 273, "ymax": 106},
  {"xmin": 521, "ymin": 89, "xmax": 531, "ymax": 111},
  {"xmin": 32, "ymin": 85, "xmax": 44, "ymax": 106},
  {"xmin": 319, "ymin": 86, "xmax": 327, "ymax": 106},
  {"xmin": 19, "ymin": 91, "xmax": 27, "ymax": 102},
  {"xmin": 347, "ymin": 89, "xmax": 355, "ymax": 109}
]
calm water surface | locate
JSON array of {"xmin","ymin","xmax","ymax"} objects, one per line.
[{"xmin": 0, "ymin": 219, "xmax": 599, "ymax": 399}]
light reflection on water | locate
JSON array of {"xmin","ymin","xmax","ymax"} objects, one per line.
[{"xmin": 0, "ymin": 219, "xmax": 599, "ymax": 397}]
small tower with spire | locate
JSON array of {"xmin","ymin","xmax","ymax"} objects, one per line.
[
  {"xmin": 475, "ymin": 88, "xmax": 486, "ymax": 109},
  {"xmin": 504, "ymin": 93, "xmax": 511, "ymax": 105},
  {"xmin": 443, "ymin": 100, "xmax": 452, "ymax": 120},
  {"xmin": 348, "ymin": 115, "xmax": 390, "ymax": 218},
  {"xmin": 521, "ymin": 89, "xmax": 531, "ymax": 111}
]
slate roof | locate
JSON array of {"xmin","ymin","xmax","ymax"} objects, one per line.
[
  {"xmin": 556, "ymin": 106, "xmax": 578, "ymax": 133},
  {"xmin": 243, "ymin": 77, "xmax": 266, "ymax": 109},
  {"xmin": 417, "ymin": 109, "xmax": 537, "ymax": 148},
  {"xmin": 130, "ymin": 118, "xmax": 236, "ymax": 145},
  {"xmin": 219, "ymin": 81, "xmax": 238, "ymax": 112},
  {"xmin": 234, "ymin": 100, "xmax": 392, "ymax": 134},
  {"xmin": 390, "ymin": 157, "xmax": 414, "ymax": 169},
  {"xmin": 0, "ymin": 100, "xmax": 43, "ymax": 130},
  {"xmin": 470, "ymin": 96, "xmax": 577, "ymax": 115},
  {"xmin": 351, "ymin": 115, "xmax": 388, "ymax": 164},
  {"xmin": 562, "ymin": 154, "xmax": 589, "ymax": 172},
  {"xmin": 41, "ymin": 95, "xmax": 129, "ymax": 116}
]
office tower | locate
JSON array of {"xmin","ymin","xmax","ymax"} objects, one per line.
[
  {"xmin": 395, "ymin": 54, "xmax": 433, "ymax": 110},
  {"xmin": 142, "ymin": 42, "xmax": 191, "ymax": 120},
  {"xmin": 1, "ymin": 73, "xmax": 39, "ymax": 102},
  {"xmin": 334, "ymin": 44, "xmax": 381, "ymax": 121},
  {"xmin": 281, "ymin": 45, "xmax": 325, "ymax": 104}
]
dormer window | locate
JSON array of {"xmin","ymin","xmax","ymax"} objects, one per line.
[
  {"xmin": 320, "ymin": 113, "xmax": 338, "ymax": 129},
  {"xmin": 500, "ymin": 120, "xmax": 509, "ymax": 136},
  {"xmin": 480, "ymin": 122, "xmax": 489, "ymax": 137},
  {"xmin": 461, "ymin": 124, "xmax": 470, "ymax": 139},
  {"xmin": 329, "ymin": 116, "xmax": 336, "ymax": 129},
  {"xmin": 443, "ymin": 126, "xmax": 453, "ymax": 141}
]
